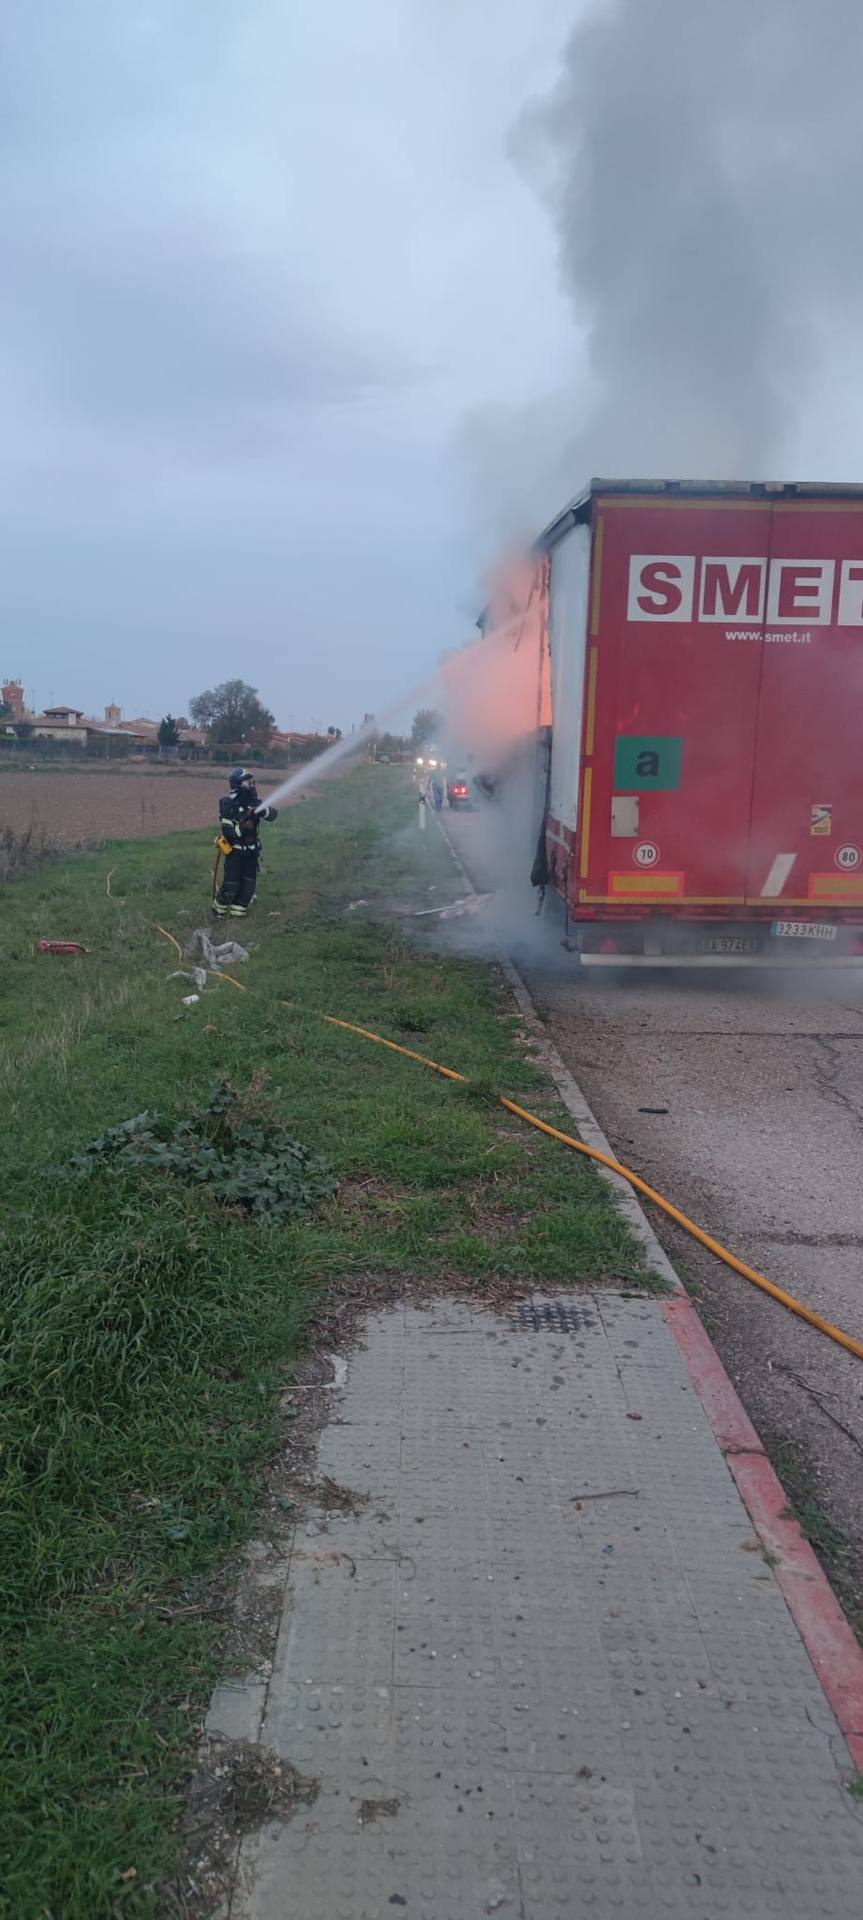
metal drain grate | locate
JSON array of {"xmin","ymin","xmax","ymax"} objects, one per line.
[{"xmin": 509, "ymin": 1300, "xmax": 596, "ymax": 1334}]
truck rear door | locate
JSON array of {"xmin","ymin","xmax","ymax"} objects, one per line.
[
  {"xmin": 745, "ymin": 502, "xmax": 863, "ymax": 913},
  {"xmin": 584, "ymin": 496, "xmax": 770, "ymax": 911}
]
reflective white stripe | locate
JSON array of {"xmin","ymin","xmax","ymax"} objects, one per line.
[{"xmin": 761, "ymin": 853, "xmax": 796, "ymax": 897}]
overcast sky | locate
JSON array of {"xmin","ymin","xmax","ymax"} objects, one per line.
[
  {"xmin": 2, "ymin": 1, "xmax": 862, "ymax": 731},
  {"xmin": 0, "ymin": 0, "xmax": 578, "ymax": 728}
]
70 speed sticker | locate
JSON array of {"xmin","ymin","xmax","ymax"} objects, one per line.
[{"xmin": 633, "ymin": 841, "xmax": 660, "ymax": 868}]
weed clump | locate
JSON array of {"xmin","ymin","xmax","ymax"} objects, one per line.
[
  {"xmin": 66, "ymin": 1077, "xmax": 336, "ymax": 1222},
  {"xmin": 0, "ymin": 820, "xmax": 58, "ymax": 884}
]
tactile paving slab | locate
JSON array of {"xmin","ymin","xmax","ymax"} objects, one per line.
[{"xmin": 224, "ymin": 1295, "xmax": 863, "ymax": 1919}]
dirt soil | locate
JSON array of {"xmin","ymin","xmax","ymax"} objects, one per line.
[{"xmin": 0, "ymin": 768, "xmax": 280, "ymax": 844}]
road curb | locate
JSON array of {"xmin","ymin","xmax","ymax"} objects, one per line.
[{"xmin": 437, "ymin": 812, "xmax": 863, "ymax": 1775}]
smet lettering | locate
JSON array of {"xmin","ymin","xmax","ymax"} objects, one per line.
[
  {"xmin": 766, "ymin": 559, "xmax": 834, "ymax": 624},
  {"xmin": 626, "ymin": 555, "xmax": 694, "ymax": 623},
  {"xmin": 637, "ymin": 562, "xmax": 684, "ymax": 615},
  {"xmin": 700, "ymin": 559, "xmax": 765, "ymax": 623},
  {"xmin": 628, "ymin": 554, "xmax": 860, "ymax": 626}
]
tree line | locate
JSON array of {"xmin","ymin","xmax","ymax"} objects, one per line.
[
  {"xmin": 159, "ymin": 680, "xmax": 342, "ymax": 753},
  {"xmin": 166, "ymin": 684, "xmax": 444, "ymax": 759}
]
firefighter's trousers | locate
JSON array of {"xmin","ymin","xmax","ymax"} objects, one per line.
[{"xmin": 214, "ymin": 847, "xmax": 258, "ymax": 916}]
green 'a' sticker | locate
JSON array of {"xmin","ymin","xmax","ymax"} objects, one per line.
[{"xmin": 613, "ymin": 736, "xmax": 683, "ymax": 792}]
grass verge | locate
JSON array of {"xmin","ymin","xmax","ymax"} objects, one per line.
[{"xmin": 1, "ymin": 766, "xmax": 652, "ymax": 1918}]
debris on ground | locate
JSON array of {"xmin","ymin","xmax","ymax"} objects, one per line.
[
  {"xmin": 35, "ymin": 939, "xmax": 89, "ymax": 955},
  {"xmin": 357, "ymin": 1796, "xmax": 401, "ymax": 1825},
  {"xmin": 200, "ymin": 1739, "xmax": 318, "ymax": 1832},
  {"xmin": 186, "ymin": 927, "xmax": 250, "ymax": 969},
  {"xmin": 394, "ymin": 893, "xmax": 493, "ymax": 922},
  {"xmin": 345, "ymin": 899, "xmax": 369, "ymax": 912},
  {"xmin": 168, "ymin": 967, "xmax": 209, "ymax": 992},
  {"xmin": 177, "ymin": 1738, "xmax": 319, "ymax": 1915},
  {"xmin": 437, "ymin": 892, "xmax": 493, "ymax": 920},
  {"xmin": 281, "ymin": 1354, "xmax": 349, "ymax": 1401},
  {"xmin": 314, "ymin": 1474, "xmax": 369, "ymax": 1515},
  {"xmin": 214, "ymin": 940, "xmax": 250, "ymax": 966}
]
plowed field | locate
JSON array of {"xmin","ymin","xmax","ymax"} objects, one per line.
[{"xmin": 0, "ymin": 768, "xmax": 277, "ymax": 844}]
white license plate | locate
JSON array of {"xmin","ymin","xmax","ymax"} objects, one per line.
[
  {"xmin": 699, "ymin": 935, "xmax": 761, "ymax": 955},
  {"xmin": 771, "ymin": 920, "xmax": 837, "ymax": 941}
]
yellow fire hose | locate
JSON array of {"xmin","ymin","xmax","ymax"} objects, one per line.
[
  {"xmin": 319, "ymin": 1013, "xmax": 863, "ymax": 1366},
  {"xmin": 152, "ymin": 925, "xmax": 863, "ymax": 1363},
  {"xmin": 212, "ymin": 833, "xmax": 235, "ymax": 901}
]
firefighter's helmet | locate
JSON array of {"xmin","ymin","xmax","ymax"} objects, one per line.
[{"xmin": 228, "ymin": 767, "xmax": 252, "ymax": 791}]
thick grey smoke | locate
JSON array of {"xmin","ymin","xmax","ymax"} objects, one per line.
[{"xmin": 527, "ymin": 0, "xmax": 863, "ymax": 482}]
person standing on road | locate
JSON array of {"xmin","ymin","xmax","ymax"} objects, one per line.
[{"xmin": 213, "ymin": 767, "xmax": 278, "ymax": 918}]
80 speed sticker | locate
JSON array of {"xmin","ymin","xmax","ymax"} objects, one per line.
[{"xmin": 835, "ymin": 844, "xmax": 862, "ymax": 871}]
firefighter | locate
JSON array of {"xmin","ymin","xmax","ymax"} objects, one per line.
[{"xmin": 213, "ymin": 768, "xmax": 278, "ymax": 918}]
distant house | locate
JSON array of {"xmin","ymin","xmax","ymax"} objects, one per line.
[
  {"xmin": 271, "ymin": 728, "xmax": 326, "ymax": 750},
  {"xmin": 267, "ymin": 728, "xmax": 331, "ymax": 764},
  {"xmin": 25, "ymin": 706, "xmax": 90, "ymax": 746},
  {"xmin": 39, "ymin": 705, "xmax": 87, "ymax": 735},
  {"xmin": 87, "ymin": 721, "xmax": 148, "ymax": 747},
  {"xmin": 115, "ymin": 716, "xmax": 160, "ymax": 747},
  {"xmin": 9, "ymin": 703, "xmax": 148, "ymax": 750},
  {"xmin": 112, "ymin": 715, "xmax": 206, "ymax": 751},
  {"xmin": 1, "ymin": 691, "xmax": 208, "ymax": 756}
]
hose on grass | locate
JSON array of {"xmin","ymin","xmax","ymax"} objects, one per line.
[
  {"xmin": 155, "ymin": 924, "xmax": 183, "ymax": 959},
  {"xmin": 153, "ymin": 925, "xmax": 863, "ymax": 1363},
  {"xmin": 318, "ymin": 1013, "xmax": 863, "ymax": 1366}
]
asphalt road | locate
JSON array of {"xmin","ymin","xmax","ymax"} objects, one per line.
[{"xmin": 443, "ymin": 800, "xmax": 863, "ymax": 1618}]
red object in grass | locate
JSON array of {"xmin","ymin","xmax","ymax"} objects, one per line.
[{"xmin": 35, "ymin": 940, "xmax": 89, "ymax": 956}]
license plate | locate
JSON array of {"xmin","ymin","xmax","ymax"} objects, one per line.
[
  {"xmin": 771, "ymin": 920, "xmax": 837, "ymax": 941},
  {"xmin": 698, "ymin": 935, "xmax": 761, "ymax": 955}
]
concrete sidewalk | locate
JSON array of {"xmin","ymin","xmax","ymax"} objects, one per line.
[{"xmin": 214, "ymin": 1293, "xmax": 863, "ymax": 1919}]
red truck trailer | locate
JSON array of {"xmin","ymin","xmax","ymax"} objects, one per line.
[{"xmin": 456, "ymin": 479, "xmax": 863, "ymax": 966}]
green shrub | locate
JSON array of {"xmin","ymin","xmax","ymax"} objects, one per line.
[{"xmin": 66, "ymin": 1077, "xmax": 336, "ymax": 1222}]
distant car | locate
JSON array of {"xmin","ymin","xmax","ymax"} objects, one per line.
[{"xmin": 447, "ymin": 773, "xmax": 471, "ymax": 809}]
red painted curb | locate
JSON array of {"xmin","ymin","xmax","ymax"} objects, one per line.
[
  {"xmin": 663, "ymin": 1291, "xmax": 863, "ymax": 1773},
  {"xmin": 663, "ymin": 1294, "xmax": 762, "ymax": 1453}
]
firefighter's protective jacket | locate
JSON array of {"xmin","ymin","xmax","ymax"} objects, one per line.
[{"xmin": 218, "ymin": 790, "xmax": 276, "ymax": 852}]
